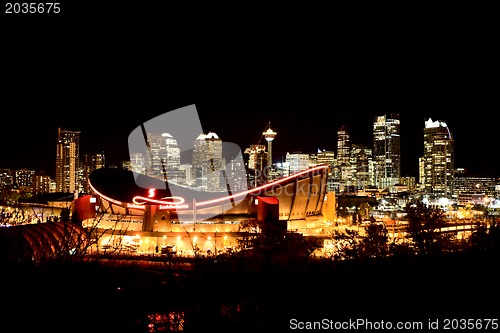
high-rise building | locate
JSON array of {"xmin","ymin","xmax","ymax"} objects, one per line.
[
  {"xmin": 373, "ymin": 114, "xmax": 401, "ymax": 189},
  {"xmin": 81, "ymin": 152, "xmax": 105, "ymax": 193},
  {"xmin": 336, "ymin": 125, "xmax": 350, "ymax": 167},
  {"xmin": 14, "ymin": 168, "xmax": 35, "ymax": 189},
  {"xmin": 423, "ymin": 118, "xmax": 454, "ymax": 198},
  {"xmin": 192, "ymin": 132, "xmax": 223, "ymax": 191},
  {"xmin": 244, "ymin": 144, "xmax": 267, "ymax": 187},
  {"xmin": 32, "ymin": 171, "xmax": 52, "ymax": 195},
  {"xmin": 453, "ymin": 175, "xmax": 498, "ymax": 205},
  {"xmin": 313, "ymin": 149, "xmax": 335, "ymax": 192},
  {"xmin": 55, "ymin": 128, "xmax": 80, "ymax": 193},
  {"xmin": 144, "ymin": 132, "xmax": 181, "ymax": 182},
  {"xmin": 315, "ymin": 149, "xmax": 335, "ymax": 168},
  {"xmin": 285, "ymin": 152, "xmax": 310, "ymax": 174},
  {"xmin": 350, "ymin": 143, "xmax": 372, "ymax": 189},
  {"xmin": 336, "ymin": 125, "xmax": 352, "ymax": 193}
]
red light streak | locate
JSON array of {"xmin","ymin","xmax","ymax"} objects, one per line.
[
  {"xmin": 132, "ymin": 196, "xmax": 186, "ymax": 205},
  {"xmin": 90, "ymin": 165, "xmax": 329, "ymax": 210},
  {"xmin": 195, "ymin": 165, "xmax": 329, "ymax": 207},
  {"xmin": 88, "ymin": 182, "xmax": 123, "ymax": 206}
]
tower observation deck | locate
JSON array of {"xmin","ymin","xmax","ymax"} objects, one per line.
[{"xmin": 262, "ymin": 122, "xmax": 277, "ymax": 168}]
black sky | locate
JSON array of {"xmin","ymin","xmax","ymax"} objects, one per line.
[{"xmin": 1, "ymin": 6, "xmax": 498, "ymax": 179}]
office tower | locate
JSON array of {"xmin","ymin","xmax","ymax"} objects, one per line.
[
  {"xmin": 423, "ymin": 118, "xmax": 454, "ymax": 198},
  {"xmin": 315, "ymin": 149, "xmax": 335, "ymax": 168},
  {"xmin": 373, "ymin": 114, "xmax": 401, "ymax": 189},
  {"xmin": 245, "ymin": 144, "xmax": 266, "ymax": 171},
  {"xmin": 81, "ymin": 153, "xmax": 105, "ymax": 193},
  {"xmin": 285, "ymin": 152, "xmax": 310, "ymax": 174},
  {"xmin": 350, "ymin": 144, "xmax": 372, "ymax": 189},
  {"xmin": 262, "ymin": 123, "xmax": 277, "ymax": 168},
  {"xmin": 418, "ymin": 156, "xmax": 425, "ymax": 186},
  {"xmin": 336, "ymin": 125, "xmax": 350, "ymax": 167},
  {"xmin": 32, "ymin": 172, "xmax": 52, "ymax": 195},
  {"xmin": 129, "ymin": 153, "xmax": 145, "ymax": 173},
  {"xmin": 143, "ymin": 132, "xmax": 181, "ymax": 182},
  {"xmin": 14, "ymin": 168, "xmax": 35, "ymax": 189},
  {"xmin": 400, "ymin": 176, "xmax": 417, "ymax": 194},
  {"xmin": 336, "ymin": 125, "xmax": 352, "ymax": 194},
  {"xmin": 315, "ymin": 149, "xmax": 335, "ymax": 192},
  {"xmin": 223, "ymin": 155, "xmax": 248, "ymax": 192},
  {"xmin": 192, "ymin": 132, "xmax": 223, "ymax": 191},
  {"xmin": 244, "ymin": 144, "xmax": 267, "ymax": 187},
  {"xmin": 179, "ymin": 164, "xmax": 194, "ymax": 186},
  {"xmin": 453, "ymin": 175, "xmax": 497, "ymax": 206},
  {"xmin": 55, "ymin": 128, "xmax": 81, "ymax": 193}
]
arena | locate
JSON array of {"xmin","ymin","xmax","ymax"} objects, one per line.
[{"xmin": 82, "ymin": 164, "xmax": 335, "ymax": 255}]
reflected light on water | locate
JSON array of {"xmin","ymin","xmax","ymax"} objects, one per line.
[{"xmin": 146, "ymin": 311, "xmax": 185, "ymax": 332}]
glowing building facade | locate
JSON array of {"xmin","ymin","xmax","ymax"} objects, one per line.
[
  {"xmin": 55, "ymin": 128, "xmax": 81, "ymax": 193},
  {"xmin": 373, "ymin": 114, "xmax": 401, "ymax": 189},
  {"xmin": 423, "ymin": 118, "xmax": 454, "ymax": 198},
  {"xmin": 193, "ymin": 132, "xmax": 223, "ymax": 191},
  {"xmin": 336, "ymin": 125, "xmax": 350, "ymax": 167},
  {"xmin": 87, "ymin": 165, "xmax": 334, "ymax": 254}
]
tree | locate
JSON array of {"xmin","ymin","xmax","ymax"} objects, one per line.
[
  {"xmin": 0, "ymin": 188, "xmax": 21, "ymax": 206},
  {"xmin": 405, "ymin": 199, "xmax": 450, "ymax": 256},
  {"xmin": 362, "ymin": 222, "xmax": 389, "ymax": 258},
  {"xmin": 469, "ymin": 219, "xmax": 500, "ymax": 254},
  {"xmin": 237, "ymin": 218, "xmax": 265, "ymax": 250},
  {"xmin": 329, "ymin": 228, "xmax": 362, "ymax": 260},
  {"xmin": 60, "ymin": 207, "xmax": 71, "ymax": 223}
]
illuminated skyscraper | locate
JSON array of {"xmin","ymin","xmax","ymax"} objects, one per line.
[
  {"xmin": 336, "ymin": 125, "xmax": 350, "ymax": 167},
  {"xmin": 193, "ymin": 132, "xmax": 223, "ymax": 191},
  {"xmin": 81, "ymin": 152, "xmax": 106, "ymax": 193},
  {"xmin": 423, "ymin": 118, "xmax": 454, "ymax": 198},
  {"xmin": 373, "ymin": 114, "xmax": 401, "ymax": 189},
  {"xmin": 244, "ymin": 144, "xmax": 267, "ymax": 187},
  {"xmin": 145, "ymin": 132, "xmax": 181, "ymax": 181},
  {"xmin": 336, "ymin": 125, "xmax": 352, "ymax": 194},
  {"xmin": 314, "ymin": 148, "xmax": 335, "ymax": 192},
  {"xmin": 350, "ymin": 143, "xmax": 372, "ymax": 189},
  {"xmin": 55, "ymin": 127, "xmax": 81, "ymax": 193}
]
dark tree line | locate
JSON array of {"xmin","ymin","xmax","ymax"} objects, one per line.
[{"xmin": 330, "ymin": 198, "xmax": 500, "ymax": 261}]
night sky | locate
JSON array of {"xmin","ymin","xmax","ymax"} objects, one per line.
[{"xmin": 1, "ymin": 7, "xmax": 498, "ymax": 179}]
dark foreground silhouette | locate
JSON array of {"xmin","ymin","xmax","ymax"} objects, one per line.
[{"xmin": 2, "ymin": 248, "xmax": 498, "ymax": 333}]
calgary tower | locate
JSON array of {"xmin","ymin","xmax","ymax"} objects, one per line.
[{"xmin": 262, "ymin": 122, "xmax": 277, "ymax": 169}]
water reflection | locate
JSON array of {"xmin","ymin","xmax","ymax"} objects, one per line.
[
  {"xmin": 145, "ymin": 311, "xmax": 186, "ymax": 332},
  {"xmin": 137, "ymin": 300, "xmax": 263, "ymax": 332}
]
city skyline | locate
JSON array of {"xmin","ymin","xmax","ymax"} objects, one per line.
[
  {"xmin": 0, "ymin": 87, "xmax": 497, "ymax": 179},
  {"xmin": 0, "ymin": 86, "xmax": 498, "ymax": 179},
  {"xmin": 2, "ymin": 20, "xmax": 498, "ymax": 180},
  {"xmin": 2, "ymin": 9, "xmax": 499, "ymax": 333}
]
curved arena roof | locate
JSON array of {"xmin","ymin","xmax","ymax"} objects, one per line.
[{"xmin": 89, "ymin": 165, "xmax": 330, "ymax": 221}]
